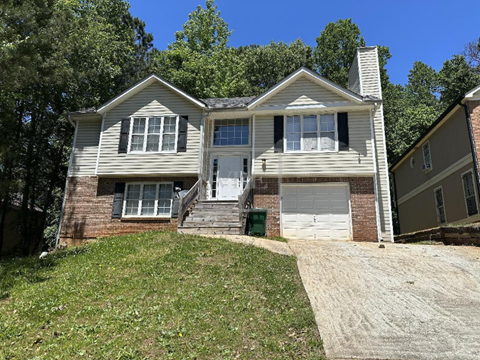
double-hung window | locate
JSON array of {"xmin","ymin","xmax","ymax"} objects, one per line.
[
  {"xmin": 434, "ymin": 187, "xmax": 447, "ymax": 225},
  {"xmin": 462, "ymin": 170, "xmax": 478, "ymax": 216},
  {"xmin": 129, "ymin": 116, "xmax": 178, "ymax": 153},
  {"xmin": 422, "ymin": 141, "xmax": 432, "ymax": 171},
  {"xmin": 285, "ymin": 114, "xmax": 337, "ymax": 152},
  {"xmin": 124, "ymin": 183, "xmax": 174, "ymax": 217}
]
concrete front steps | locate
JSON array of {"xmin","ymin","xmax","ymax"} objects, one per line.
[{"xmin": 178, "ymin": 200, "xmax": 243, "ymax": 235}]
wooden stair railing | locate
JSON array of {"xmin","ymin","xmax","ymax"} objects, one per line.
[{"xmin": 178, "ymin": 179, "xmax": 201, "ymax": 226}]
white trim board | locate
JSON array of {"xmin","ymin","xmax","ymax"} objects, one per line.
[{"xmin": 397, "ymin": 153, "xmax": 473, "ymax": 205}]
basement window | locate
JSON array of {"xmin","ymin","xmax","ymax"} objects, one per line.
[{"xmin": 123, "ymin": 182, "xmax": 174, "ymax": 217}]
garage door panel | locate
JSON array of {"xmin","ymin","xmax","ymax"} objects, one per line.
[{"xmin": 282, "ymin": 184, "xmax": 351, "ymax": 241}]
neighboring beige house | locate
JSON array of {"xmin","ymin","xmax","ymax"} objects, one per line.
[
  {"xmin": 58, "ymin": 46, "xmax": 393, "ymax": 244},
  {"xmin": 391, "ymin": 85, "xmax": 480, "ymax": 234}
]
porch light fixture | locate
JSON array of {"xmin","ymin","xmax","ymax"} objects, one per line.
[{"xmin": 262, "ymin": 158, "xmax": 266, "ymax": 166}]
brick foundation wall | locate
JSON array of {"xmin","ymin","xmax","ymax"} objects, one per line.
[
  {"xmin": 60, "ymin": 176, "xmax": 197, "ymax": 245},
  {"xmin": 254, "ymin": 176, "xmax": 378, "ymax": 242}
]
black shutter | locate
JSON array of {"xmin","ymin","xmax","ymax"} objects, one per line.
[
  {"xmin": 111, "ymin": 182, "xmax": 125, "ymax": 219},
  {"xmin": 177, "ymin": 116, "xmax": 188, "ymax": 152},
  {"xmin": 118, "ymin": 118, "xmax": 130, "ymax": 153},
  {"xmin": 274, "ymin": 116, "xmax": 284, "ymax": 153},
  {"xmin": 338, "ymin": 112, "xmax": 349, "ymax": 151},
  {"xmin": 171, "ymin": 181, "xmax": 184, "ymax": 218}
]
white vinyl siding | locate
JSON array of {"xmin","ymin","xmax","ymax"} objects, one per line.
[
  {"xmin": 97, "ymin": 82, "xmax": 202, "ymax": 176},
  {"xmin": 348, "ymin": 53, "xmax": 362, "ymax": 95},
  {"xmin": 257, "ymin": 76, "xmax": 355, "ymax": 110},
  {"xmin": 70, "ymin": 118, "xmax": 102, "ymax": 176},
  {"xmin": 123, "ymin": 182, "xmax": 174, "ymax": 218},
  {"xmin": 357, "ymin": 47, "xmax": 393, "ymax": 240},
  {"xmin": 358, "ymin": 48, "xmax": 381, "ymax": 98},
  {"xmin": 254, "ymin": 111, "xmax": 373, "ymax": 175}
]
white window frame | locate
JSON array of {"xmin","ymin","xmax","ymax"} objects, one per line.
[
  {"xmin": 284, "ymin": 113, "xmax": 338, "ymax": 153},
  {"xmin": 422, "ymin": 141, "xmax": 432, "ymax": 172},
  {"xmin": 461, "ymin": 169, "xmax": 479, "ymax": 217},
  {"xmin": 434, "ymin": 186, "xmax": 447, "ymax": 225},
  {"xmin": 127, "ymin": 115, "xmax": 179, "ymax": 154},
  {"xmin": 122, "ymin": 182, "xmax": 174, "ymax": 218},
  {"xmin": 211, "ymin": 118, "xmax": 250, "ymax": 147}
]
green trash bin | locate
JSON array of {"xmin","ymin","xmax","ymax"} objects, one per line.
[{"xmin": 248, "ymin": 208, "xmax": 267, "ymax": 236}]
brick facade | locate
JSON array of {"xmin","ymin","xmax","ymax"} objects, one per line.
[
  {"xmin": 60, "ymin": 176, "xmax": 197, "ymax": 245},
  {"xmin": 468, "ymin": 100, "xmax": 480, "ymax": 177},
  {"xmin": 254, "ymin": 176, "xmax": 378, "ymax": 242}
]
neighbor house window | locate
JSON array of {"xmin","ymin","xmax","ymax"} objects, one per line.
[
  {"xmin": 285, "ymin": 114, "xmax": 337, "ymax": 152},
  {"xmin": 462, "ymin": 170, "xmax": 478, "ymax": 216},
  {"xmin": 123, "ymin": 183, "xmax": 174, "ymax": 217},
  {"xmin": 422, "ymin": 141, "xmax": 432, "ymax": 170},
  {"xmin": 129, "ymin": 116, "xmax": 178, "ymax": 153},
  {"xmin": 213, "ymin": 119, "xmax": 249, "ymax": 146},
  {"xmin": 434, "ymin": 187, "xmax": 446, "ymax": 224}
]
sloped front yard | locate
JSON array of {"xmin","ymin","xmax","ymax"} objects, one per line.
[{"xmin": 0, "ymin": 232, "xmax": 325, "ymax": 359}]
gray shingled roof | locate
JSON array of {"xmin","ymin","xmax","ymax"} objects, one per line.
[
  {"xmin": 201, "ymin": 96, "xmax": 256, "ymax": 109},
  {"xmin": 71, "ymin": 107, "xmax": 97, "ymax": 114}
]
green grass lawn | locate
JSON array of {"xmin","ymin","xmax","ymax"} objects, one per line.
[{"xmin": 0, "ymin": 231, "xmax": 325, "ymax": 359}]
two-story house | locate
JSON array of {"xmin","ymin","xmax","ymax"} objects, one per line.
[
  {"xmin": 58, "ymin": 46, "xmax": 393, "ymax": 245},
  {"xmin": 391, "ymin": 85, "xmax": 480, "ymax": 234}
]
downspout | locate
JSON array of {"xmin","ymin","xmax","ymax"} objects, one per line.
[
  {"xmin": 56, "ymin": 116, "xmax": 78, "ymax": 248},
  {"xmin": 251, "ymin": 115, "xmax": 256, "ymax": 177},
  {"xmin": 370, "ymin": 104, "xmax": 382, "ymax": 242},
  {"xmin": 461, "ymin": 102, "xmax": 480, "ymax": 198}
]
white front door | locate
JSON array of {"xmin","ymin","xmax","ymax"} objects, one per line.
[
  {"xmin": 217, "ymin": 156, "xmax": 243, "ymax": 200},
  {"xmin": 281, "ymin": 184, "xmax": 351, "ymax": 240}
]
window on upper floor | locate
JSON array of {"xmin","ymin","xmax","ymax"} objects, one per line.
[
  {"xmin": 462, "ymin": 170, "xmax": 478, "ymax": 217},
  {"xmin": 123, "ymin": 182, "xmax": 174, "ymax": 217},
  {"xmin": 213, "ymin": 119, "xmax": 249, "ymax": 146},
  {"xmin": 128, "ymin": 116, "xmax": 178, "ymax": 153},
  {"xmin": 422, "ymin": 141, "xmax": 432, "ymax": 172},
  {"xmin": 285, "ymin": 114, "xmax": 337, "ymax": 152}
]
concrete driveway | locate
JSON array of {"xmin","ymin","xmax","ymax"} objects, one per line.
[{"xmin": 289, "ymin": 240, "xmax": 480, "ymax": 360}]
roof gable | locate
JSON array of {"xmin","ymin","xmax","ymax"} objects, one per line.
[
  {"xmin": 465, "ymin": 84, "xmax": 480, "ymax": 100},
  {"xmin": 97, "ymin": 74, "xmax": 206, "ymax": 114},
  {"xmin": 247, "ymin": 67, "xmax": 364, "ymax": 110}
]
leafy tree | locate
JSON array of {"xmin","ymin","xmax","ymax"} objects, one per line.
[
  {"xmin": 405, "ymin": 61, "xmax": 440, "ymax": 108},
  {"xmin": 314, "ymin": 19, "xmax": 365, "ymax": 88},
  {"xmin": 438, "ymin": 55, "xmax": 480, "ymax": 106},
  {"xmin": 170, "ymin": 0, "xmax": 232, "ymax": 54},
  {"xmin": 239, "ymin": 40, "xmax": 315, "ymax": 95},
  {"xmin": 0, "ymin": 0, "xmax": 154, "ymax": 255}
]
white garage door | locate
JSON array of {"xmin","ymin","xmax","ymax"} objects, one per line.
[{"xmin": 281, "ymin": 184, "xmax": 351, "ymax": 240}]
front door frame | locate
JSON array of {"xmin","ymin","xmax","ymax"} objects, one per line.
[{"xmin": 209, "ymin": 153, "xmax": 250, "ymax": 200}]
